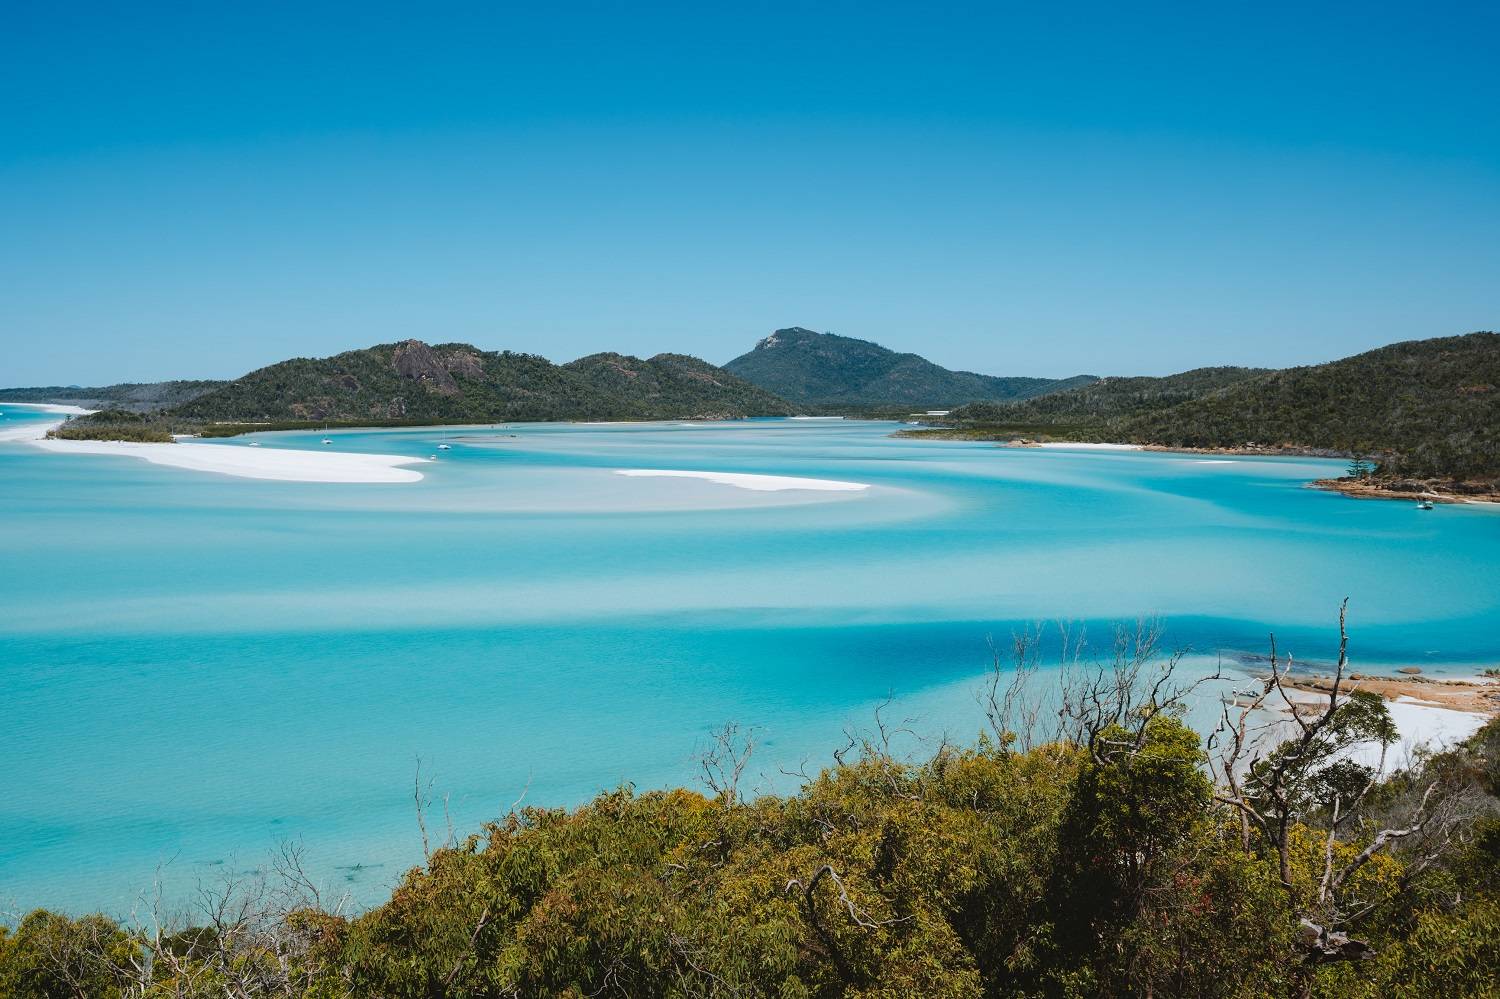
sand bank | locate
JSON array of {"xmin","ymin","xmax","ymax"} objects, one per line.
[
  {"xmin": 1035, "ymin": 442, "xmax": 1144, "ymax": 451},
  {"xmin": 1265, "ymin": 673, "xmax": 1497, "ymax": 767},
  {"xmin": 615, "ymin": 469, "xmax": 869, "ymax": 492},
  {"xmin": 0, "ymin": 403, "xmax": 93, "ymax": 441},
  {"xmin": 32, "ymin": 438, "xmax": 426, "ymax": 483}
]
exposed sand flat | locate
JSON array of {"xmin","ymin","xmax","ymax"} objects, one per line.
[
  {"xmin": 0, "ymin": 402, "xmax": 93, "ymax": 441},
  {"xmin": 1285, "ymin": 673, "xmax": 1500, "ymax": 715},
  {"xmin": 1264, "ymin": 675, "xmax": 1497, "ymax": 770},
  {"xmin": 32, "ymin": 438, "xmax": 427, "ymax": 483},
  {"xmin": 615, "ymin": 468, "xmax": 870, "ymax": 492}
]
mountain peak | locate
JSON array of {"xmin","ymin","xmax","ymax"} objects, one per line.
[
  {"xmin": 726, "ymin": 328, "xmax": 1094, "ymax": 409},
  {"xmin": 756, "ymin": 327, "xmax": 822, "ymax": 350}
]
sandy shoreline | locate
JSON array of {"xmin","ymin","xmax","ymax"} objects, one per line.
[
  {"xmin": 29, "ymin": 438, "xmax": 428, "ymax": 483},
  {"xmin": 0, "ymin": 402, "xmax": 93, "ymax": 440},
  {"xmin": 1258, "ymin": 672, "xmax": 1499, "ymax": 763},
  {"xmin": 615, "ymin": 469, "xmax": 870, "ymax": 492},
  {"xmin": 2, "ymin": 407, "xmax": 427, "ymax": 483},
  {"xmin": 1311, "ymin": 477, "xmax": 1500, "ymax": 506},
  {"xmin": 1282, "ymin": 672, "xmax": 1500, "ymax": 715}
]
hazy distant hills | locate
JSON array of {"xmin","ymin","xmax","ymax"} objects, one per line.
[
  {"xmin": 165, "ymin": 340, "xmax": 792, "ymax": 423},
  {"xmin": 0, "ymin": 380, "xmax": 226, "ymax": 412},
  {"xmin": 941, "ymin": 332, "xmax": 1500, "ymax": 479},
  {"xmin": 724, "ymin": 327, "xmax": 1096, "ymax": 409}
]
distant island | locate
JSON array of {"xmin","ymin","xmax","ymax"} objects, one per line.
[
  {"xmin": 22, "ymin": 341, "xmax": 800, "ymax": 443},
  {"xmin": 901, "ymin": 332, "xmax": 1500, "ymax": 502},
  {"xmin": 9, "ymin": 328, "xmax": 1499, "ymax": 500}
]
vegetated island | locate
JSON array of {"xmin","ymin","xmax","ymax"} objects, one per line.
[
  {"xmin": 900, "ymin": 332, "xmax": 1500, "ymax": 503},
  {"xmin": 36, "ymin": 340, "xmax": 799, "ymax": 443},
  {"xmin": 16, "ymin": 328, "xmax": 1500, "ymax": 502},
  {"xmin": 4, "ymin": 621, "xmax": 1498, "ymax": 998}
]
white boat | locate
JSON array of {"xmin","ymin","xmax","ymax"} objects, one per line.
[
  {"xmin": 321, "ymin": 438, "xmax": 333, "ymax": 445},
  {"xmin": 428, "ymin": 454, "xmax": 438, "ymax": 461},
  {"xmin": 437, "ymin": 443, "xmax": 451, "ymax": 450},
  {"xmin": 1417, "ymin": 500, "xmax": 1434, "ymax": 510},
  {"xmin": 248, "ymin": 441, "xmax": 261, "ymax": 447}
]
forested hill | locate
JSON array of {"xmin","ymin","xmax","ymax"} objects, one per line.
[
  {"xmin": 933, "ymin": 333, "xmax": 1500, "ymax": 480},
  {"xmin": 1127, "ymin": 333, "xmax": 1500, "ymax": 478},
  {"xmin": 0, "ymin": 380, "xmax": 226, "ymax": 412},
  {"xmin": 164, "ymin": 340, "xmax": 793, "ymax": 424},
  {"xmin": 947, "ymin": 366, "xmax": 1269, "ymax": 425},
  {"xmin": 724, "ymin": 327, "xmax": 1096, "ymax": 409}
]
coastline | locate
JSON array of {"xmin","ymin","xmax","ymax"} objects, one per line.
[
  {"xmin": 1242, "ymin": 666, "xmax": 1500, "ymax": 759},
  {"xmin": 29, "ymin": 437, "xmax": 428, "ymax": 483},
  {"xmin": 1311, "ymin": 477, "xmax": 1500, "ymax": 505},
  {"xmin": 0, "ymin": 402, "xmax": 93, "ymax": 441},
  {"xmin": 1260, "ymin": 671, "xmax": 1499, "ymax": 760},
  {"xmin": 896, "ymin": 427, "xmax": 1500, "ymax": 504},
  {"xmin": 3, "ymin": 408, "xmax": 428, "ymax": 483}
]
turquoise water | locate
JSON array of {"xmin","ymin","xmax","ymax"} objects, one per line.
[{"xmin": 3, "ymin": 414, "xmax": 1498, "ymax": 914}]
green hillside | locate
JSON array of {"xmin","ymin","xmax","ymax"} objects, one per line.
[
  {"xmin": 925, "ymin": 333, "xmax": 1499, "ymax": 481},
  {"xmin": 724, "ymin": 327, "xmax": 1095, "ymax": 409},
  {"xmin": 163, "ymin": 339, "xmax": 792, "ymax": 425},
  {"xmin": 0, "ymin": 380, "xmax": 226, "ymax": 412},
  {"xmin": 1127, "ymin": 333, "xmax": 1500, "ymax": 478},
  {"xmin": 947, "ymin": 365, "xmax": 1269, "ymax": 428},
  {"xmin": 561, "ymin": 351, "xmax": 793, "ymax": 419}
]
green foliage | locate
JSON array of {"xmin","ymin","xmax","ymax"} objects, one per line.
[
  {"xmin": 0, "ymin": 380, "xmax": 225, "ymax": 412},
  {"xmin": 0, "ymin": 911, "xmax": 134, "ymax": 999},
  {"xmin": 947, "ymin": 366, "xmax": 1268, "ymax": 430},
  {"xmin": 1360, "ymin": 896, "xmax": 1500, "ymax": 998},
  {"xmin": 724, "ymin": 327, "xmax": 1096, "ymax": 409},
  {"xmin": 4, "ymin": 708, "xmax": 1499, "ymax": 997},
  {"xmin": 48, "ymin": 409, "xmax": 176, "ymax": 442},
  {"xmin": 1125, "ymin": 332, "xmax": 1500, "ymax": 478}
]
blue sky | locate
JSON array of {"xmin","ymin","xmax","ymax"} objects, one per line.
[{"xmin": 2, "ymin": 2, "xmax": 1497, "ymax": 384}]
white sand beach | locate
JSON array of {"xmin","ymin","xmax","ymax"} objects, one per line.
[
  {"xmin": 2, "ymin": 405, "xmax": 424, "ymax": 481},
  {"xmin": 31, "ymin": 439, "xmax": 427, "ymax": 483},
  {"xmin": 1036, "ymin": 442, "xmax": 1145, "ymax": 451},
  {"xmin": 1269, "ymin": 681, "xmax": 1493, "ymax": 771},
  {"xmin": 615, "ymin": 468, "xmax": 870, "ymax": 492},
  {"xmin": 0, "ymin": 402, "xmax": 93, "ymax": 440}
]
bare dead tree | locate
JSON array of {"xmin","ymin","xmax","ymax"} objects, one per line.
[
  {"xmin": 986, "ymin": 617, "xmax": 1224, "ymax": 775},
  {"xmin": 1206, "ymin": 599, "xmax": 1488, "ymax": 974},
  {"xmin": 695, "ymin": 722, "xmax": 755, "ymax": 806},
  {"xmin": 980, "ymin": 626, "xmax": 1047, "ymax": 752}
]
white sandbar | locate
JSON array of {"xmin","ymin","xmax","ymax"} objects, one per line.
[
  {"xmin": 32, "ymin": 439, "xmax": 426, "ymax": 483},
  {"xmin": 1036, "ymin": 442, "xmax": 1145, "ymax": 451},
  {"xmin": 0, "ymin": 403, "xmax": 93, "ymax": 441},
  {"xmin": 615, "ymin": 469, "xmax": 869, "ymax": 492}
]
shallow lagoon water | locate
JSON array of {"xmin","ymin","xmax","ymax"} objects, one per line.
[{"xmin": 2, "ymin": 416, "xmax": 1498, "ymax": 913}]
